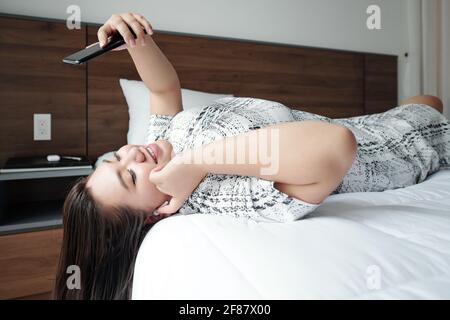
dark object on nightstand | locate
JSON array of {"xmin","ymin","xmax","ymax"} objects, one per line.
[
  {"xmin": 0, "ymin": 155, "xmax": 93, "ymax": 181},
  {"xmin": 2, "ymin": 155, "xmax": 91, "ymax": 169}
]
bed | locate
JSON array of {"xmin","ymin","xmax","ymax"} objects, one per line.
[
  {"xmin": 6, "ymin": 14, "xmax": 436, "ymax": 300},
  {"xmin": 74, "ymin": 17, "xmax": 447, "ymax": 299},
  {"xmin": 133, "ymin": 169, "xmax": 450, "ymax": 299}
]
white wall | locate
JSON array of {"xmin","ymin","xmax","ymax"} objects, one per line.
[{"xmin": 0, "ymin": 0, "xmax": 409, "ymax": 101}]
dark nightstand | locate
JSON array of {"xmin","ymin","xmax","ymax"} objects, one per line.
[{"xmin": 0, "ymin": 157, "xmax": 93, "ymax": 299}]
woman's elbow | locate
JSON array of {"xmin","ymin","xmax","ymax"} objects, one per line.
[
  {"xmin": 329, "ymin": 126, "xmax": 357, "ymax": 177},
  {"xmin": 340, "ymin": 127, "xmax": 358, "ymax": 173}
]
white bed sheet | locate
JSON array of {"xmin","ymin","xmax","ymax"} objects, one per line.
[{"xmin": 132, "ymin": 169, "xmax": 450, "ymax": 299}]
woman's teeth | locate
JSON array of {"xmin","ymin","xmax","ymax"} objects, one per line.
[{"xmin": 146, "ymin": 147, "xmax": 157, "ymax": 163}]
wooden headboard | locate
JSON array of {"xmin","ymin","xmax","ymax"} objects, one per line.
[{"xmin": 0, "ymin": 14, "xmax": 397, "ymax": 164}]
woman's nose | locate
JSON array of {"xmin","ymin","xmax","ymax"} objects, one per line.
[{"xmin": 126, "ymin": 146, "xmax": 146, "ymax": 163}]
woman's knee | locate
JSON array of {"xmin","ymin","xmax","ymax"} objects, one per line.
[{"xmin": 401, "ymin": 95, "xmax": 443, "ymax": 113}]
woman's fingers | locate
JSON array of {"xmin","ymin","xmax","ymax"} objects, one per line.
[
  {"xmin": 113, "ymin": 19, "xmax": 136, "ymax": 47},
  {"xmin": 148, "ymin": 165, "xmax": 165, "ymax": 185},
  {"xmin": 132, "ymin": 13, "xmax": 154, "ymax": 35},
  {"xmin": 98, "ymin": 13, "xmax": 153, "ymax": 49},
  {"xmin": 156, "ymin": 197, "xmax": 183, "ymax": 215},
  {"xmin": 121, "ymin": 13, "xmax": 147, "ymax": 46},
  {"xmin": 97, "ymin": 23, "xmax": 114, "ymax": 47}
]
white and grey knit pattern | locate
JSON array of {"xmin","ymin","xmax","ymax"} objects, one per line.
[
  {"xmin": 146, "ymin": 97, "xmax": 450, "ymax": 222},
  {"xmin": 330, "ymin": 103, "xmax": 450, "ymax": 193}
]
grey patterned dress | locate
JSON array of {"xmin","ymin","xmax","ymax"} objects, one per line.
[{"xmin": 146, "ymin": 97, "xmax": 450, "ymax": 223}]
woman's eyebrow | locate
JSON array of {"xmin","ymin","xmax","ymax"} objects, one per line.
[
  {"xmin": 101, "ymin": 154, "xmax": 129, "ymax": 190},
  {"xmin": 102, "ymin": 152, "xmax": 120, "ymax": 164},
  {"xmin": 115, "ymin": 169, "xmax": 129, "ymax": 191}
]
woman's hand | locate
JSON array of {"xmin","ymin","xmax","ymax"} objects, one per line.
[
  {"xmin": 149, "ymin": 154, "xmax": 207, "ymax": 215},
  {"xmin": 96, "ymin": 13, "xmax": 154, "ymax": 50}
]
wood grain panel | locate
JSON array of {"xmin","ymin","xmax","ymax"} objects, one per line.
[
  {"xmin": 154, "ymin": 33, "xmax": 365, "ymax": 117},
  {"xmin": 0, "ymin": 16, "xmax": 86, "ymax": 167},
  {"xmin": 364, "ymin": 53, "xmax": 398, "ymax": 114},
  {"xmin": 0, "ymin": 228, "xmax": 63, "ymax": 299}
]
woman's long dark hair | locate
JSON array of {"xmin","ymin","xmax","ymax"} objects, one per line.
[{"xmin": 53, "ymin": 177, "xmax": 156, "ymax": 299}]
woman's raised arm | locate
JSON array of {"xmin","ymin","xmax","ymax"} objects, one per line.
[{"xmin": 97, "ymin": 13, "xmax": 182, "ymax": 116}]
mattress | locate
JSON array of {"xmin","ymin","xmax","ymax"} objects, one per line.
[{"xmin": 132, "ymin": 169, "xmax": 450, "ymax": 299}]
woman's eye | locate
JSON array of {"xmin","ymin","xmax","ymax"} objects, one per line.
[
  {"xmin": 114, "ymin": 152, "xmax": 121, "ymax": 162},
  {"xmin": 128, "ymin": 169, "xmax": 136, "ymax": 185}
]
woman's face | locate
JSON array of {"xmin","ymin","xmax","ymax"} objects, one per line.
[{"xmin": 86, "ymin": 140, "xmax": 174, "ymax": 213}]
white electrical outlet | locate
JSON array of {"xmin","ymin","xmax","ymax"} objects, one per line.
[{"xmin": 34, "ymin": 114, "xmax": 51, "ymax": 140}]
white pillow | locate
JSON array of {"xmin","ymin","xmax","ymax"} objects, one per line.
[
  {"xmin": 119, "ymin": 78, "xmax": 233, "ymax": 145},
  {"xmin": 94, "ymin": 151, "xmax": 115, "ymax": 169}
]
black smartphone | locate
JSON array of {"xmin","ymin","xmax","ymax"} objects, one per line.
[{"xmin": 62, "ymin": 29, "xmax": 143, "ymax": 65}]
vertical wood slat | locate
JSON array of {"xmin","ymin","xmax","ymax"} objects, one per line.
[{"xmin": 364, "ymin": 53, "xmax": 398, "ymax": 114}]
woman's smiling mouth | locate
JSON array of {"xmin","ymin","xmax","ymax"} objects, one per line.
[{"xmin": 144, "ymin": 144, "xmax": 159, "ymax": 163}]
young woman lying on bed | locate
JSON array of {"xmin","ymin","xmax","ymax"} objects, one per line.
[{"xmin": 54, "ymin": 13, "xmax": 450, "ymax": 299}]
